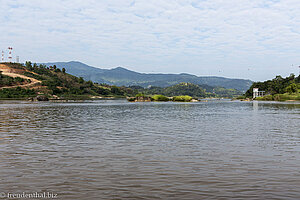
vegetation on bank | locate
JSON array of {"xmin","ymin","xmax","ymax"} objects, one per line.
[
  {"xmin": 244, "ymin": 74, "xmax": 300, "ymax": 101},
  {"xmin": 173, "ymin": 95, "xmax": 193, "ymax": 102},
  {"xmin": 0, "ymin": 87, "xmax": 36, "ymax": 98},
  {"xmin": 152, "ymin": 94, "xmax": 169, "ymax": 101},
  {"xmin": 255, "ymin": 93, "xmax": 300, "ymax": 101}
]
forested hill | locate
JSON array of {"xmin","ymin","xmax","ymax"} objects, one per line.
[
  {"xmin": 130, "ymin": 83, "xmax": 243, "ymax": 98},
  {"xmin": 43, "ymin": 61, "xmax": 253, "ymax": 91},
  {"xmin": 245, "ymin": 74, "xmax": 300, "ymax": 100},
  {"xmin": 0, "ymin": 62, "xmax": 135, "ymax": 99}
]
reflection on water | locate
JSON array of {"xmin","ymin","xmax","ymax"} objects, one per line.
[{"xmin": 0, "ymin": 100, "xmax": 300, "ymax": 199}]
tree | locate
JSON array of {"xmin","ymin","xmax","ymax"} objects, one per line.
[
  {"xmin": 53, "ymin": 65, "xmax": 57, "ymax": 70},
  {"xmin": 111, "ymin": 86, "xmax": 124, "ymax": 95},
  {"xmin": 62, "ymin": 68, "xmax": 66, "ymax": 73},
  {"xmin": 79, "ymin": 77, "xmax": 84, "ymax": 84},
  {"xmin": 25, "ymin": 61, "xmax": 32, "ymax": 69},
  {"xmin": 285, "ymin": 83, "xmax": 298, "ymax": 94}
]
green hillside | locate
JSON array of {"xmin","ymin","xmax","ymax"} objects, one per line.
[
  {"xmin": 129, "ymin": 82, "xmax": 242, "ymax": 98},
  {"xmin": 0, "ymin": 62, "xmax": 135, "ymax": 99},
  {"xmin": 245, "ymin": 74, "xmax": 300, "ymax": 101}
]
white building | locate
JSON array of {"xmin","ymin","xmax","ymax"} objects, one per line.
[{"xmin": 253, "ymin": 88, "xmax": 265, "ymax": 99}]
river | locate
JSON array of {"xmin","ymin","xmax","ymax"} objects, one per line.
[{"xmin": 0, "ymin": 100, "xmax": 299, "ymax": 199}]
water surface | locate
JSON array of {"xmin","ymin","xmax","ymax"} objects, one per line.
[{"xmin": 0, "ymin": 100, "xmax": 300, "ymax": 199}]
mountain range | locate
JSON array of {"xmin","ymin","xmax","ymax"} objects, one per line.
[{"xmin": 43, "ymin": 61, "xmax": 253, "ymax": 91}]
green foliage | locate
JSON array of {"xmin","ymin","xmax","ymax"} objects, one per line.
[
  {"xmin": 285, "ymin": 83, "xmax": 298, "ymax": 94},
  {"xmin": 273, "ymin": 93, "xmax": 300, "ymax": 101},
  {"xmin": 255, "ymin": 95, "xmax": 273, "ymax": 101},
  {"xmin": 212, "ymin": 87, "xmax": 242, "ymax": 98},
  {"xmin": 164, "ymin": 83, "xmax": 206, "ymax": 97},
  {"xmin": 94, "ymin": 86, "xmax": 110, "ymax": 95},
  {"xmin": 135, "ymin": 93, "xmax": 145, "ymax": 97},
  {"xmin": 0, "ymin": 72, "xmax": 26, "ymax": 87},
  {"xmin": 235, "ymin": 95, "xmax": 246, "ymax": 99},
  {"xmin": 25, "ymin": 61, "xmax": 32, "ymax": 70},
  {"xmin": 255, "ymin": 93, "xmax": 300, "ymax": 101},
  {"xmin": 245, "ymin": 74, "xmax": 300, "ymax": 97},
  {"xmin": 111, "ymin": 86, "xmax": 124, "ymax": 95},
  {"xmin": 78, "ymin": 77, "xmax": 84, "ymax": 84},
  {"xmin": 152, "ymin": 94, "xmax": 169, "ymax": 101},
  {"xmin": 0, "ymin": 87, "xmax": 36, "ymax": 98},
  {"xmin": 130, "ymin": 83, "xmax": 241, "ymax": 98},
  {"xmin": 1, "ymin": 62, "xmax": 134, "ymax": 99},
  {"xmin": 173, "ymin": 95, "xmax": 193, "ymax": 102},
  {"xmin": 23, "ymin": 72, "xmax": 45, "ymax": 80}
]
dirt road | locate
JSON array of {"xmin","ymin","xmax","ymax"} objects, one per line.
[{"xmin": 0, "ymin": 64, "xmax": 41, "ymax": 89}]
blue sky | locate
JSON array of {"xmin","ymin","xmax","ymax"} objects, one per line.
[{"xmin": 1, "ymin": 0, "xmax": 300, "ymax": 81}]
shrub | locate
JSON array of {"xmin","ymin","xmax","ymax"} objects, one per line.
[
  {"xmin": 135, "ymin": 93, "xmax": 145, "ymax": 97},
  {"xmin": 173, "ymin": 95, "xmax": 193, "ymax": 102},
  {"xmin": 261, "ymin": 95, "xmax": 273, "ymax": 101},
  {"xmin": 152, "ymin": 95, "xmax": 169, "ymax": 101},
  {"xmin": 0, "ymin": 87, "xmax": 36, "ymax": 98},
  {"xmin": 273, "ymin": 93, "xmax": 300, "ymax": 101}
]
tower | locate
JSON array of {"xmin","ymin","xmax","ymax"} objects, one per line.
[
  {"xmin": 8, "ymin": 47, "xmax": 13, "ymax": 62},
  {"xmin": 16, "ymin": 56, "xmax": 19, "ymax": 63}
]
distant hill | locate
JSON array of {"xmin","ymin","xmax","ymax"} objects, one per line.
[
  {"xmin": 43, "ymin": 61, "xmax": 253, "ymax": 91},
  {"xmin": 130, "ymin": 83, "xmax": 243, "ymax": 98}
]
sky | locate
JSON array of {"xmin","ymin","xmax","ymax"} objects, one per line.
[{"xmin": 1, "ymin": 0, "xmax": 300, "ymax": 81}]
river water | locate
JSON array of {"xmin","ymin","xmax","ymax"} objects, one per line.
[{"xmin": 0, "ymin": 100, "xmax": 299, "ymax": 199}]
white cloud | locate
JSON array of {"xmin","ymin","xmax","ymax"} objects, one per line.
[{"xmin": 0, "ymin": 0, "xmax": 300, "ymax": 80}]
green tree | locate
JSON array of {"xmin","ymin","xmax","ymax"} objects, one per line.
[
  {"xmin": 25, "ymin": 61, "xmax": 32, "ymax": 70},
  {"xmin": 78, "ymin": 77, "xmax": 84, "ymax": 84},
  {"xmin": 111, "ymin": 86, "xmax": 124, "ymax": 95},
  {"xmin": 285, "ymin": 83, "xmax": 298, "ymax": 94},
  {"xmin": 62, "ymin": 68, "xmax": 66, "ymax": 73}
]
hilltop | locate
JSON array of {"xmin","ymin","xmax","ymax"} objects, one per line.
[{"xmin": 43, "ymin": 61, "xmax": 253, "ymax": 91}]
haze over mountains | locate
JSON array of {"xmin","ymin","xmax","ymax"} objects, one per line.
[{"xmin": 43, "ymin": 61, "xmax": 253, "ymax": 91}]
